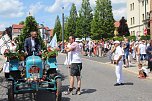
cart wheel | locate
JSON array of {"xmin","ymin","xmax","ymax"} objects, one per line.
[
  {"xmin": 5, "ymin": 73, "xmax": 10, "ymax": 78},
  {"xmin": 56, "ymin": 78, "xmax": 62, "ymax": 101},
  {"xmin": 8, "ymin": 85, "xmax": 15, "ymax": 101}
]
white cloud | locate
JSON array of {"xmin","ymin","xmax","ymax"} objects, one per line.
[
  {"xmin": 113, "ymin": 7, "xmax": 127, "ymax": 20},
  {"xmin": 0, "ymin": 24, "xmax": 6, "ymax": 31},
  {"xmin": 28, "ymin": 2, "xmax": 44, "ymax": 16},
  {"xmin": 111, "ymin": 0, "xmax": 127, "ymax": 4},
  {"xmin": 0, "ymin": 0, "xmax": 24, "ymax": 18},
  {"xmin": 45, "ymin": 0, "xmax": 82, "ymax": 13}
]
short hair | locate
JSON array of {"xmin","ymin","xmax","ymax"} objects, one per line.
[
  {"xmin": 30, "ymin": 31, "xmax": 37, "ymax": 34},
  {"xmin": 70, "ymin": 36, "xmax": 75, "ymax": 40}
]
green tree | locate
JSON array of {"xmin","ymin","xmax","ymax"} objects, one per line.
[
  {"xmin": 91, "ymin": 0, "xmax": 115, "ymax": 39},
  {"xmin": 77, "ymin": 0, "xmax": 93, "ymax": 38},
  {"xmin": 118, "ymin": 17, "xmax": 130, "ymax": 36},
  {"xmin": 53, "ymin": 15, "xmax": 62, "ymax": 41},
  {"xmin": 67, "ymin": 3, "xmax": 77, "ymax": 36},
  {"xmin": 16, "ymin": 15, "xmax": 46, "ymax": 51},
  {"xmin": 19, "ymin": 21, "xmax": 24, "ymax": 25}
]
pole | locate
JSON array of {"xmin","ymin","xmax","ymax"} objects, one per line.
[{"xmin": 62, "ymin": 7, "xmax": 64, "ymax": 52}]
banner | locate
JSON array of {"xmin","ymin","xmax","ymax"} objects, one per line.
[
  {"xmin": 49, "ymin": 33, "xmax": 58, "ymax": 48},
  {"xmin": 0, "ymin": 34, "xmax": 11, "ymax": 54}
]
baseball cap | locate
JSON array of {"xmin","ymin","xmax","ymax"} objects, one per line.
[{"xmin": 114, "ymin": 40, "xmax": 120, "ymax": 44}]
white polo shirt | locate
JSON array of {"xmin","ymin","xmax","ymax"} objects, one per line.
[{"xmin": 114, "ymin": 46, "xmax": 123, "ymax": 61}]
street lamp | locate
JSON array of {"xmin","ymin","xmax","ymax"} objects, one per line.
[
  {"xmin": 40, "ymin": 24, "xmax": 44, "ymax": 39},
  {"xmin": 62, "ymin": 7, "xmax": 64, "ymax": 52}
]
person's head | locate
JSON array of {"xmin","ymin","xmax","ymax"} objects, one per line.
[
  {"xmin": 138, "ymin": 63, "xmax": 142, "ymax": 69},
  {"xmin": 30, "ymin": 31, "xmax": 37, "ymax": 39},
  {"xmin": 125, "ymin": 38, "xmax": 128, "ymax": 42},
  {"xmin": 114, "ymin": 41, "xmax": 120, "ymax": 47},
  {"xmin": 69, "ymin": 36, "xmax": 75, "ymax": 44}
]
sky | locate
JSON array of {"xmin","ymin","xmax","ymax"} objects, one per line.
[{"xmin": 0, "ymin": 0, "xmax": 127, "ymax": 31}]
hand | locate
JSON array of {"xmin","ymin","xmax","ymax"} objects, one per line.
[
  {"xmin": 38, "ymin": 51, "xmax": 42, "ymax": 55},
  {"xmin": 116, "ymin": 60, "xmax": 119, "ymax": 65},
  {"xmin": 25, "ymin": 52, "xmax": 28, "ymax": 56}
]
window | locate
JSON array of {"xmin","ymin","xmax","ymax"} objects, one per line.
[
  {"xmin": 132, "ymin": 3, "xmax": 134, "ymax": 10},
  {"xmin": 142, "ymin": 14, "xmax": 144, "ymax": 21},
  {"xmin": 133, "ymin": 31, "xmax": 135, "ymax": 35},
  {"xmin": 133, "ymin": 17, "xmax": 135, "ymax": 24},
  {"xmin": 130, "ymin": 4, "xmax": 132, "ymax": 11},
  {"xmin": 131, "ymin": 18, "xmax": 132, "ymax": 25},
  {"xmin": 142, "ymin": 1, "xmax": 144, "ymax": 6},
  {"xmin": 146, "ymin": 0, "xmax": 148, "ymax": 4}
]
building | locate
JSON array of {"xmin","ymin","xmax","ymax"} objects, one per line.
[
  {"xmin": 114, "ymin": 21, "xmax": 120, "ymax": 36},
  {"xmin": 12, "ymin": 24, "xmax": 24, "ymax": 39},
  {"xmin": 12, "ymin": 24, "xmax": 52, "ymax": 42},
  {"xmin": 127, "ymin": 0, "xmax": 150, "ymax": 36}
]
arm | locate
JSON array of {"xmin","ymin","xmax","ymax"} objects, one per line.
[{"xmin": 65, "ymin": 43, "xmax": 77, "ymax": 52}]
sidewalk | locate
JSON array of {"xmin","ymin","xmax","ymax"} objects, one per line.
[{"xmin": 81, "ymin": 55, "xmax": 152, "ymax": 80}]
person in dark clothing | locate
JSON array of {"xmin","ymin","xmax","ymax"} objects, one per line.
[
  {"xmin": 24, "ymin": 31, "xmax": 41, "ymax": 56},
  {"xmin": 146, "ymin": 40, "xmax": 152, "ymax": 72}
]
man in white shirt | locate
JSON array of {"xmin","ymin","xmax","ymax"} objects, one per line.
[
  {"xmin": 113, "ymin": 41, "xmax": 124, "ymax": 86},
  {"xmin": 139, "ymin": 40, "xmax": 147, "ymax": 61},
  {"xmin": 64, "ymin": 36, "xmax": 82, "ymax": 95}
]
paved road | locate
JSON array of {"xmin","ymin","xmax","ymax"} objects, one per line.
[
  {"xmin": 59, "ymin": 54, "xmax": 152, "ymax": 101},
  {"xmin": 1, "ymin": 54, "xmax": 152, "ymax": 101}
]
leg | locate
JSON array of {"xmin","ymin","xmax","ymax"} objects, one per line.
[
  {"xmin": 76, "ymin": 76, "xmax": 81, "ymax": 88},
  {"xmin": 115, "ymin": 64, "xmax": 121, "ymax": 84},
  {"xmin": 69, "ymin": 76, "xmax": 74, "ymax": 88},
  {"xmin": 119, "ymin": 61, "xmax": 124, "ymax": 83}
]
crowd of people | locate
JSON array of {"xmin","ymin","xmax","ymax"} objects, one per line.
[{"xmin": 63, "ymin": 37, "xmax": 152, "ymax": 78}]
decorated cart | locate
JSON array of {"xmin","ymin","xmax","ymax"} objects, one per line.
[{"xmin": 4, "ymin": 48, "xmax": 62, "ymax": 101}]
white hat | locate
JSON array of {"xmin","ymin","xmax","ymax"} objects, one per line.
[{"xmin": 114, "ymin": 40, "xmax": 120, "ymax": 44}]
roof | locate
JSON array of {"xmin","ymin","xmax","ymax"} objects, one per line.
[
  {"xmin": 50, "ymin": 29, "xmax": 53, "ymax": 37},
  {"xmin": 114, "ymin": 21, "xmax": 120, "ymax": 28},
  {"xmin": 12, "ymin": 24, "xmax": 24, "ymax": 29}
]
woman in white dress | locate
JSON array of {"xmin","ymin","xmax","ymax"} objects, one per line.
[{"xmin": 64, "ymin": 42, "xmax": 72, "ymax": 67}]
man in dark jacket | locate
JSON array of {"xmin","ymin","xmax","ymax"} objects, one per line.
[{"xmin": 24, "ymin": 31, "xmax": 41, "ymax": 56}]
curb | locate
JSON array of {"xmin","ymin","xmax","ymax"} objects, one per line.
[{"xmin": 59, "ymin": 53, "xmax": 152, "ymax": 80}]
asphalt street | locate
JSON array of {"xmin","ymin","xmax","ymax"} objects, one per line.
[
  {"xmin": 0, "ymin": 54, "xmax": 152, "ymax": 101},
  {"xmin": 59, "ymin": 54, "xmax": 152, "ymax": 101}
]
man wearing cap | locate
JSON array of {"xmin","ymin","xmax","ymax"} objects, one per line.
[{"xmin": 113, "ymin": 41, "xmax": 124, "ymax": 86}]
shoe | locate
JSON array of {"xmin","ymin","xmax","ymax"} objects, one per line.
[
  {"xmin": 76, "ymin": 88, "xmax": 81, "ymax": 95},
  {"xmin": 64, "ymin": 88, "xmax": 74, "ymax": 95},
  {"xmin": 120, "ymin": 83, "xmax": 124, "ymax": 85},
  {"xmin": 114, "ymin": 83, "xmax": 121, "ymax": 86}
]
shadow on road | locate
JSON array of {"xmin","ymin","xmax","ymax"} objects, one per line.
[
  {"xmin": 81, "ymin": 89, "xmax": 97, "ymax": 95},
  {"xmin": 62, "ymin": 97, "xmax": 70, "ymax": 101},
  {"xmin": 123, "ymin": 82, "xmax": 134, "ymax": 85}
]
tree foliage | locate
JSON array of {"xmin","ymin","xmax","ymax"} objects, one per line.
[
  {"xmin": 16, "ymin": 15, "xmax": 46, "ymax": 51},
  {"xmin": 53, "ymin": 15, "xmax": 62, "ymax": 41},
  {"xmin": 67, "ymin": 3, "xmax": 77, "ymax": 36},
  {"xmin": 118, "ymin": 17, "xmax": 130, "ymax": 36},
  {"xmin": 91, "ymin": 0, "xmax": 115, "ymax": 40},
  {"xmin": 77, "ymin": 0, "xmax": 93, "ymax": 38}
]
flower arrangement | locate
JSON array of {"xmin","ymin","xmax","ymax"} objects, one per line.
[
  {"xmin": 4, "ymin": 49, "xmax": 25, "ymax": 61},
  {"xmin": 4, "ymin": 49, "xmax": 19, "ymax": 60},
  {"xmin": 42, "ymin": 47, "xmax": 58, "ymax": 60}
]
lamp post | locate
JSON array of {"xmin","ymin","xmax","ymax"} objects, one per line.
[{"xmin": 62, "ymin": 7, "xmax": 64, "ymax": 52}]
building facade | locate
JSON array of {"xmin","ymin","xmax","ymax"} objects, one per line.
[{"xmin": 127, "ymin": 0, "xmax": 150, "ymax": 36}]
